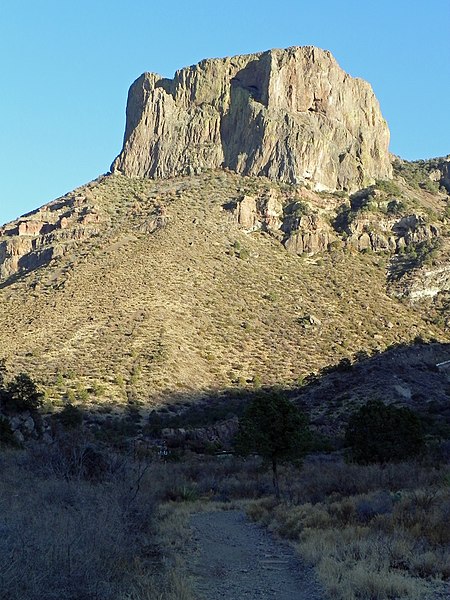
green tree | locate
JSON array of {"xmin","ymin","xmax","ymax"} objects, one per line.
[
  {"xmin": 345, "ymin": 399, "xmax": 424, "ymax": 464},
  {"xmin": 5, "ymin": 373, "xmax": 43, "ymax": 412},
  {"xmin": 235, "ymin": 393, "xmax": 311, "ymax": 498}
]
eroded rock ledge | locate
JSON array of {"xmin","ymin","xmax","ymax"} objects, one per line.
[
  {"xmin": 0, "ymin": 185, "xmax": 105, "ymax": 282},
  {"xmin": 112, "ymin": 46, "xmax": 392, "ymax": 192}
]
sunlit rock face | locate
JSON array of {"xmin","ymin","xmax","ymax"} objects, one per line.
[{"xmin": 112, "ymin": 46, "xmax": 392, "ymax": 192}]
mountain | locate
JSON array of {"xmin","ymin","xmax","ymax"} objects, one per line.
[
  {"xmin": 111, "ymin": 46, "xmax": 392, "ymax": 192},
  {"xmin": 0, "ymin": 47, "xmax": 449, "ymax": 411}
]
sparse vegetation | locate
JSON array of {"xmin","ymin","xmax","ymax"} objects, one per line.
[
  {"xmin": 0, "ymin": 170, "xmax": 449, "ymax": 599},
  {"xmin": 0, "ymin": 368, "xmax": 43, "ymax": 413},
  {"xmin": 0, "ymin": 172, "xmax": 447, "ymax": 405},
  {"xmin": 56, "ymin": 402, "xmax": 84, "ymax": 429},
  {"xmin": 0, "ymin": 442, "xmax": 195, "ymax": 600},
  {"xmin": 393, "ymin": 156, "xmax": 446, "ymax": 192},
  {"xmin": 399, "ymin": 237, "xmax": 443, "ymax": 268},
  {"xmin": 248, "ymin": 459, "xmax": 450, "ymax": 600}
]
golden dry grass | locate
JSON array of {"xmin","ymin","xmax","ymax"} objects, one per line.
[
  {"xmin": 248, "ymin": 460, "xmax": 450, "ymax": 600},
  {"xmin": 0, "ymin": 171, "xmax": 446, "ymax": 410}
]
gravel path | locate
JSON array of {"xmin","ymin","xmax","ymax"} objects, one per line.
[{"xmin": 188, "ymin": 510, "xmax": 327, "ymax": 600}]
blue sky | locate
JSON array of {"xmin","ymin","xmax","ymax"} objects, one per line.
[{"xmin": 1, "ymin": 0, "xmax": 449, "ymax": 225}]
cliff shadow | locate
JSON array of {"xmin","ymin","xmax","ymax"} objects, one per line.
[{"xmin": 220, "ymin": 60, "xmax": 268, "ymax": 172}]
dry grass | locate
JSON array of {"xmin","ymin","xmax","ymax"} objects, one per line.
[
  {"xmin": 0, "ymin": 171, "xmax": 446, "ymax": 408},
  {"xmin": 0, "ymin": 438, "xmax": 271, "ymax": 600},
  {"xmin": 248, "ymin": 459, "xmax": 450, "ymax": 600},
  {"xmin": 0, "ymin": 443, "xmax": 199, "ymax": 600},
  {"xmin": 2, "ymin": 433, "xmax": 450, "ymax": 600}
]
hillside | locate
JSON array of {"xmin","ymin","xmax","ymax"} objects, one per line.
[
  {"xmin": 1, "ymin": 45, "xmax": 450, "ymax": 600},
  {"xmin": 0, "ymin": 46, "xmax": 449, "ymax": 413},
  {"xmin": 0, "ymin": 168, "xmax": 449, "ymax": 411}
]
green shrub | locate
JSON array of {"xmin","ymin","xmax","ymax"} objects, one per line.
[
  {"xmin": 345, "ymin": 399, "xmax": 424, "ymax": 464},
  {"xmin": 284, "ymin": 200, "xmax": 311, "ymax": 218},
  {"xmin": 403, "ymin": 237, "xmax": 442, "ymax": 267},
  {"xmin": 375, "ymin": 179, "xmax": 401, "ymax": 196},
  {"xmin": 420, "ymin": 179, "xmax": 440, "ymax": 194},
  {"xmin": 3, "ymin": 373, "xmax": 43, "ymax": 412},
  {"xmin": 387, "ymin": 199, "xmax": 407, "ymax": 215},
  {"xmin": 56, "ymin": 403, "xmax": 84, "ymax": 429}
]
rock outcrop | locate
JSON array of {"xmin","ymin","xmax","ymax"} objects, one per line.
[
  {"xmin": 0, "ymin": 182, "xmax": 105, "ymax": 282},
  {"xmin": 405, "ymin": 265, "xmax": 450, "ymax": 301},
  {"xmin": 161, "ymin": 417, "xmax": 239, "ymax": 451},
  {"xmin": 436, "ymin": 158, "xmax": 450, "ymax": 192},
  {"xmin": 112, "ymin": 46, "xmax": 392, "ymax": 192},
  {"xmin": 346, "ymin": 213, "xmax": 440, "ymax": 254},
  {"xmin": 231, "ymin": 189, "xmax": 337, "ymax": 255}
]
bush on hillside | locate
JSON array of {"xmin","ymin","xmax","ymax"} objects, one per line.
[
  {"xmin": 56, "ymin": 403, "xmax": 84, "ymax": 429},
  {"xmin": 0, "ymin": 417, "xmax": 18, "ymax": 448},
  {"xmin": 345, "ymin": 399, "xmax": 424, "ymax": 464},
  {"xmin": 2, "ymin": 373, "xmax": 43, "ymax": 413}
]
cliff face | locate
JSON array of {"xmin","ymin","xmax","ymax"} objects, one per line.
[
  {"xmin": 0, "ymin": 181, "xmax": 106, "ymax": 281},
  {"xmin": 111, "ymin": 47, "xmax": 392, "ymax": 192}
]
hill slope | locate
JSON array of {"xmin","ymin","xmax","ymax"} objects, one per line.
[{"xmin": 0, "ymin": 170, "xmax": 448, "ymax": 409}]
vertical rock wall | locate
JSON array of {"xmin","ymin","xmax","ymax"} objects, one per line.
[{"xmin": 112, "ymin": 46, "xmax": 392, "ymax": 192}]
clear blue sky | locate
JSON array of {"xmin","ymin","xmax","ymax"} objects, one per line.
[{"xmin": 1, "ymin": 0, "xmax": 449, "ymax": 225}]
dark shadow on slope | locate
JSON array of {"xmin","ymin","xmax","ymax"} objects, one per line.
[
  {"xmin": 70, "ymin": 341, "xmax": 450, "ymax": 454},
  {"xmin": 0, "ymin": 249, "xmax": 58, "ymax": 290}
]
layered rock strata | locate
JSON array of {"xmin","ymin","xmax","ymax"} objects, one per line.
[
  {"xmin": 112, "ymin": 46, "xmax": 392, "ymax": 192},
  {"xmin": 0, "ymin": 185, "xmax": 105, "ymax": 281},
  {"xmin": 231, "ymin": 192, "xmax": 439, "ymax": 258}
]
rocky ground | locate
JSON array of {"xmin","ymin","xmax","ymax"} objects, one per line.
[{"xmin": 188, "ymin": 510, "xmax": 326, "ymax": 600}]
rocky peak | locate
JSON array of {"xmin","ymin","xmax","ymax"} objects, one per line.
[{"xmin": 112, "ymin": 46, "xmax": 392, "ymax": 192}]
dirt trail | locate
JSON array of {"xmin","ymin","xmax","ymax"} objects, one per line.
[{"xmin": 189, "ymin": 510, "xmax": 326, "ymax": 600}]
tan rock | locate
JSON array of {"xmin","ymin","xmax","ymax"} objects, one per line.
[
  {"xmin": 284, "ymin": 214, "xmax": 332, "ymax": 255},
  {"xmin": 0, "ymin": 186, "xmax": 107, "ymax": 282},
  {"xmin": 234, "ymin": 196, "xmax": 260, "ymax": 230},
  {"xmin": 358, "ymin": 232, "xmax": 372, "ymax": 251},
  {"xmin": 112, "ymin": 46, "xmax": 392, "ymax": 192}
]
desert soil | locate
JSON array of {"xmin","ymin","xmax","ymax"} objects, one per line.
[{"xmin": 188, "ymin": 510, "xmax": 326, "ymax": 600}]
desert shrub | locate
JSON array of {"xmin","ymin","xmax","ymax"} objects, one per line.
[
  {"xmin": 2, "ymin": 373, "xmax": 43, "ymax": 413},
  {"xmin": 345, "ymin": 400, "xmax": 424, "ymax": 464},
  {"xmin": 393, "ymin": 158, "xmax": 436, "ymax": 188},
  {"xmin": 249, "ymin": 459, "xmax": 450, "ymax": 600},
  {"xmin": 356, "ymin": 491, "xmax": 393, "ymax": 523},
  {"xmin": 401, "ymin": 237, "xmax": 442, "ymax": 268},
  {"xmin": 0, "ymin": 450, "xmax": 165, "ymax": 600},
  {"xmin": 420, "ymin": 179, "xmax": 440, "ymax": 194},
  {"xmin": 386, "ymin": 198, "xmax": 407, "ymax": 215},
  {"xmin": 56, "ymin": 403, "xmax": 84, "ymax": 429},
  {"xmin": 284, "ymin": 200, "xmax": 311, "ymax": 218},
  {"xmin": 28, "ymin": 432, "xmax": 112, "ymax": 482},
  {"xmin": 335, "ymin": 357, "xmax": 353, "ymax": 372},
  {"xmin": 375, "ymin": 179, "xmax": 402, "ymax": 196},
  {"xmin": 328, "ymin": 240, "xmax": 343, "ymax": 252}
]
